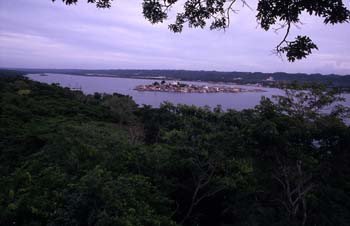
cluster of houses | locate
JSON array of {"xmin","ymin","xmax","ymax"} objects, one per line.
[{"xmin": 134, "ymin": 81, "xmax": 246, "ymax": 93}]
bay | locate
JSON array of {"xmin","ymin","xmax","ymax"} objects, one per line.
[{"xmin": 26, "ymin": 73, "xmax": 349, "ymax": 111}]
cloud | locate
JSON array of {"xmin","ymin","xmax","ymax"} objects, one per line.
[{"xmin": 0, "ymin": 0, "xmax": 349, "ymax": 74}]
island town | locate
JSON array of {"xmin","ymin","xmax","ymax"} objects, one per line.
[{"xmin": 134, "ymin": 81, "xmax": 265, "ymax": 93}]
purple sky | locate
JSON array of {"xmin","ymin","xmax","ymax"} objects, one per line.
[{"xmin": 0, "ymin": 0, "xmax": 349, "ymax": 74}]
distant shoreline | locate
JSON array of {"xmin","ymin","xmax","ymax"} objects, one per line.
[
  {"xmin": 24, "ymin": 71, "xmax": 350, "ymax": 93},
  {"xmin": 27, "ymin": 73, "xmax": 267, "ymax": 88}
]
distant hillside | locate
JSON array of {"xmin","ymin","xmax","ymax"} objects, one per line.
[{"xmin": 7, "ymin": 68, "xmax": 350, "ymax": 88}]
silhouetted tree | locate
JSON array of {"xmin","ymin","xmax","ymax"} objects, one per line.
[{"xmin": 52, "ymin": 0, "xmax": 349, "ymax": 61}]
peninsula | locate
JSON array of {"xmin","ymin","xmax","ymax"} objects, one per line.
[{"xmin": 134, "ymin": 81, "xmax": 265, "ymax": 93}]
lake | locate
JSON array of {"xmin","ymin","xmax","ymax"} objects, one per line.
[{"xmin": 26, "ymin": 73, "xmax": 349, "ymax": 111}]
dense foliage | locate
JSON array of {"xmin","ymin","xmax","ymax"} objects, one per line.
[
  {"xmin": 51, "ymin": 0, "xmax": 350, "ymax": 61},
  {"xmin": 1, "ymin": 71, "xmax": 350, "ymax": 225}
]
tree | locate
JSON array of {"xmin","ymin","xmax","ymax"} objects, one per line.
[
  {"xmin": 250, "ymin": 84, "xmax": 349, "ymax": 225},
  {"xmin": 1, "ymin": 73, "xmax": 350, "ymax": 226},
  {"xmin": 52, "ymin": 0, "xmax": 349, "ymax": 61}
]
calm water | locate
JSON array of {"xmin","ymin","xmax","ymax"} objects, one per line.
[{"xmin": 26, "ymin": 73, "xmax": 349, "ymax": 111}]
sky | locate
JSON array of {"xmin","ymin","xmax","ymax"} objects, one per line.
[{"xmin": 0, "ymin": 0, "xmax": 350, "ymax": 74}]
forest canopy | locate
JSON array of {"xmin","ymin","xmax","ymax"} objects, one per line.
[
  {"xmin": 52, "ymin": 0, "xmax": 350, "ymax": 61},
  {"xmin": 1, "ymin": 70, "xmax": 350, "ymax": 225}
]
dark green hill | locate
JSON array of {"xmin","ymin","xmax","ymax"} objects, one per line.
[{"xmin": 1, "ymin": 70, "xmax": 349, "ymax": 226}]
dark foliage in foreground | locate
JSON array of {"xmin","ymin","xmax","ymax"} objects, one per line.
[{"xmin": 1, "ymin": 71, "xmax": 350, "ymax": 226}]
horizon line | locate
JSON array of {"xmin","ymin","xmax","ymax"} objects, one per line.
[{"xmin": 2, "ymin": 67, "xmax": 350, "ymax": 77}]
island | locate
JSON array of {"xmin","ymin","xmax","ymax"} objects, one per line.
[{"xmin": 134, "ymin": 81, "xmax": 265, "ymax": 93}]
